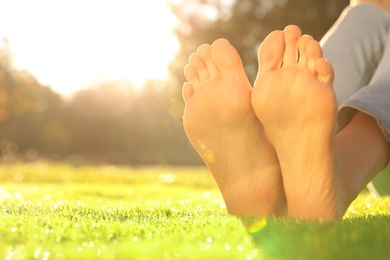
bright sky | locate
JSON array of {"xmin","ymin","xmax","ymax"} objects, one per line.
[{"xmin": 0, "ymin": 0, "xmax": 179, "ymax": 96}]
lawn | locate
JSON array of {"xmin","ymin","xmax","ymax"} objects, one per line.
[{"xmin": 1, "ymin": 163, "xmax": 390, "ymax": 259}]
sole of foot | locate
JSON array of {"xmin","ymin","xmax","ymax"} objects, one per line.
[
  {"xmin": 183, "ymin": 39, "xmax": 286, "ymax": 216},
  {"xmin": 252, "ymin": 25, "xmax": 345, "ymax": 220}
]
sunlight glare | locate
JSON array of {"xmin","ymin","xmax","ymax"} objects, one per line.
[
  {"xmin": 0, "ymin": 0, "xmax": 179, "ymax": 95},
  {"xmin": 247, "ymin": 217, "xmax": 267, "ymax": 234}
]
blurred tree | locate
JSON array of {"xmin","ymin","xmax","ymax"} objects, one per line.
[
  {"xmin": 0, "ymin": 39, "xmax": 69, "ymax": 158},
  {"xmin": 65, "ymin": 82, "xmax": 134, "ymax": 160},
  {"xmin": 0, "ymin": 39, "xmax": 41, "ymax": 122},
  {"xmin": 0, "ymin": 40, "xmax": 196, "ymax": 165},
  {"xmin": 0, "ymin": 42, "xmax": 196, "ymax": 165},
  {"xmin": 64, "ymin": 80, "xmax": 195, "ymax": 165},
  {"xmin": 168, "ymin": 0, "xmax": 349, "ymax": 85}
]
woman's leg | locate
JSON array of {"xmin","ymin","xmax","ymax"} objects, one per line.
[
  {"xmin": 321, "ymin": 3, "xmax": 390, "ymax": 107},
  {"xmin": 350, "ymin": 0, "xmax": 390, "ymax": 13},
  {"xmin": 336, "ymin": 112, "xmax": 389, "ymax": 205},
  {"xmin": 321, "ymin": 2, "xmax": 390, "ymax": 204}
]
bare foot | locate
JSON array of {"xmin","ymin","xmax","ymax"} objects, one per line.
[
  {"xmin": 252, "ymin": 26, "xmax": 345, "ymax": 220},
  {"xmin": 183, "ymin": 39, "xmax": 286, "ymax": 216}
]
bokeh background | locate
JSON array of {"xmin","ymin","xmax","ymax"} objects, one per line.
[{"xmin": 0, "ymin": 0, "xmax": 350, "ymax": 166}]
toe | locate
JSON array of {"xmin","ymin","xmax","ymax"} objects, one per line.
[
  {"xmin": 306, "ymin": 40, "xmax": 323, "ymax": 75},
  {"xmin": 283, "ymin": 25, "xmax": 301, "ymax": 67},
  {"xmin": 258, "ymin": 30, "xmax": 285, "ymax": 72},
  {"xmin": 297, "ymin": 35, "xmax": 313, "ymax": 66},
  {"xmin": 184, "ymin": 64, "xmax": 199, "ymax": 86},
  {"xmin": 316, "ymin": 58, "xmax": 334, "ymax": 86},
  {"xmin": 189, "ymin": 52, "xmax": 210, "ymax": 80},
  {"xmin": 210, "ymin": 38, "xmax": 244, "ymax": 75},
  {"xmin": 182, "ymin": 82, "xmax": 195, "ymax": 103},
  {"xmin": 198, "ymin": 44, "xmax": 218, "ymax": 77}
]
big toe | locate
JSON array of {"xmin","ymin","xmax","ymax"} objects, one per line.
[
  {"xmin": 258, "ymin": 30, "xmax": 285, "ymax": 72},
  {"xmin": 210, "ymin": 38, "xmax": 244, "ymax": 75}
]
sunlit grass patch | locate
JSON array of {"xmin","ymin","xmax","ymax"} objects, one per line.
[
  {"xmin": 1, "ymin": 201, "xmax": 250, "ymax": 259},
  {"xmin": 250, "ymin": 195, "xmax": 390, "ymax": 260},
  {"xmin": 1, "ymin": 163, "xmax": 390, "ymax": 259}
]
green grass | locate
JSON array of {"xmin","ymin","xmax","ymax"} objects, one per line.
[{"xmin": 1, "ymin": 163, "xmax": 390, "ymax": 259}]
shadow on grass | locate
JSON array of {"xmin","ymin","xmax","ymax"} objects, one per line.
[{"xmin": 246, "ymin": 215, "xmax": 390, "ymax": 260}]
